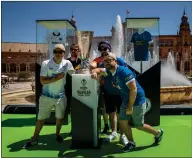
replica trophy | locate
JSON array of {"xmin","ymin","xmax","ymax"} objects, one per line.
[{"xmin": 71, "ymin": 31, "xmax": 101, "ymax": 148}]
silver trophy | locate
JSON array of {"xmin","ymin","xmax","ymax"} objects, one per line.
[{"xmin": 76, "ymin": 31, "xmax": 94, "ymax": 74}]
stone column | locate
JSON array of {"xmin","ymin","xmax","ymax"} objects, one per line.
[
  {"xmin": 28, "ymin": 64, "xmax": 30, "ymax": 72},
  {"xmin": 16, "ymin": 66, "xmax": 18, "ymax": 73},
  {"xmin": 8, "ymin": 65, "xmax": 10, "ymax": 73},
  {"xmin": 6, "ymin": 65, "xmax": 8, "ymax": 73}
]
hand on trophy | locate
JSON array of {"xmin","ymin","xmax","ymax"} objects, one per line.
[
  {"xmin": 91, "ymin": 72, "xmax": 99, "ymax": 80},
  {"xmin": 75, "ymin": 64, "xmax": 81, "ymax": 70}
]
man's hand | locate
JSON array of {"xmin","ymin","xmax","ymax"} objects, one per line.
[
  {"xmin": 75, "ymin": 64, "xmax": 80, "ymax": 70},
  {"xmin": 91, "ymin": 72, "xmax": 99, "ymax": 80},
  {"xmin": 126, "ymin": 106, "xmax": 133, "ymax": 115},
  {"xmin": 56, "ymin": 72, "xmax": 65, "ymax": 80}
]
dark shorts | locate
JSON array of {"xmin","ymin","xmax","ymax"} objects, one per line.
[
  {"xmin": 103, "ymin": 92, "xmax": 122, "ymax": 114},
  {"xmin": 98, "ymin": 85, "xmax": 105, "ymax": 109}
]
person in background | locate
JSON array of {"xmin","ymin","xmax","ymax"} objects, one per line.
[
  {"xmin": 23, "ymin": 44, "xmax": 75, "ymax": 148},
  {"xmin": 91, "ymin": 53, "xmax": 164, "ymax": 152},
  {"xmin": 90, "ymin": 42, "xmax": 128, "ymax": 145},
  {"xmin": 90, "ymin": 41, "xmax": 112, "ymax": 135},
  {"xmin": 65, "ymin": 44, "xmax": 81, "ymax": 135}
]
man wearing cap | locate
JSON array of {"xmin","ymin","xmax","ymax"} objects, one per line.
[
  {"xmin": 90, "ymin": 41, "xmax": 112, "ymax": 135},
  {"xmin": 91, "ymin": 53, "xmax": 164, "ymax": 152},
  {"xmin": 23, "ymin": 44, "xmax": 75, "ymax": 148},
  {"xmin": 90, "ymin": 41, "xmax": 128, "ymax": 145}
]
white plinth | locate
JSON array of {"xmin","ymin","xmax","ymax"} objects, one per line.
[
  {"xmin": 129, "ymin": 61, "xmax": 151, "ymax": 73},
  {"xmin": 72, "ymin": 74, "xmax": 99, "ymax": 147}
]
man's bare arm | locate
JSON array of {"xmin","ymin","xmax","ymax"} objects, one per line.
[
  {"xmin": 92, "ymin": 68, "xmax": 106, "ymax": 75},
  {"xmin": 127, "ymin": 80, "xmax": 137, "ymax": 109},
  {"xmin": 91, "ymin": 68, "xmax": 106, "ymax": 80},
  {"xmin": 40, "ymin": 72, "xmax": 65, "ymax": 85},
  {"xmin": 90, "ymin": 61, "xmax": 97, "ymax": 69}
]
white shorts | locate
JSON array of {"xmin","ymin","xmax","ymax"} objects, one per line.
[{"xmin": 37, "ymin": 95, "xmax": 67, "ymax": 120}]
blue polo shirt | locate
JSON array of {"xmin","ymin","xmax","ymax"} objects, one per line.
[
  {"xmin": 110, "ymin": 66, "xmax": 146, "ymax": 107},
  {"xmin": 103, "ymin": 57, "xmax": 127, "ymax": 95},
  {"xmin": 130, "ymin": 31, "xmax": 152, "ymax": 61}
]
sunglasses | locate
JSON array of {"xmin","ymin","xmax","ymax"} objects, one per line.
[
  {"xmin": 103, "ymin": 58, "xmax": 115, "ymax": 63},
  {"xmin": 53, "ymin": 50, "xmax": 64, "ymax": 54},
  {"xmin": 99, "ymin": 47, "xmax": 108, "ymax": 52},
  {"xmin": 71, "ymin": 48, "xmax": 80, "ymax": 52}
]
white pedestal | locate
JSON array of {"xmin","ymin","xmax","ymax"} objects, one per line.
[
  {"xmin": 129, "ymin": 61, "xmax": 151, "ymax": 73},
  {"xmin": 72, "ymin": 74, "xmax": 99, "ymax": 147}
]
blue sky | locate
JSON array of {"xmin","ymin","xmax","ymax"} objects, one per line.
[{"xmin": 2, "ymin": 1, "xmax": 192, "ymax": 43}]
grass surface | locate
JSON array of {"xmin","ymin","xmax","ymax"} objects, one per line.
[{"xmin": 2, "ymin": 114, "xmax": 192, "ymax": 157}]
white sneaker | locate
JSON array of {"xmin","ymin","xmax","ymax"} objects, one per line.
[
  {"xmin": 120, "ymin": 134, "xmax": 128, "ymax": 146},
  {"xmin": 104, "ymin": 131, "xmax": 118, "ymax": 143}
]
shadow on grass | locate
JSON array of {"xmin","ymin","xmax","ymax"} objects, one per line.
[{"xmin": 7, "ymin": 132, "xmax": 159, "ymax": 158}]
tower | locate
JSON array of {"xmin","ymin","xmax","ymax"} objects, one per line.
[
  {"xmin": 179, "ymin": 9, "xmax": 191, "ymax": 52},
  {"xmin": 178, "ymin": 9, "xmax": 191, "ymax": 75}
]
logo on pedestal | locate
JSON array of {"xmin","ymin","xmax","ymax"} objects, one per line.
[
  {"xmin": 145, "ymin": 98, "xmax": 152, "ymax": 113},
  {"xmin": 77, "ymin": 79, "xmax": 91, "ymax": 96}
]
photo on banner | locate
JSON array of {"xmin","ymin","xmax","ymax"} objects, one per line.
[{"xmin": 125, "ymin": 18, "xmax": 160, "ymax": 73}]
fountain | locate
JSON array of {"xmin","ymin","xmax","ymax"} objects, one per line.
[
  {"xmin": 161, "ymin": 52, "xmax": 192, "ymax": 105},
  {"xmin": 111, "ymin": 15, "xmax": 124, "ymax": 58},
  {"xmin": 113, "ymin": 15, "xmax": 192, "ymax": 105}
]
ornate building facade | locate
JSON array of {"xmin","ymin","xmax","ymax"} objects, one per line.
[
  {"xmin": 1, "ymin": 43, "xmax": 47, "ymax": 75},
  {"xmin": 159, "ymin": 10, "xmax": 192, "ymax": 75}
]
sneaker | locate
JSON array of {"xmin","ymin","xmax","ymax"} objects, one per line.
[
  {"xmin": 122, "ymin": 141, "xmax": 136, "ymax": 152},
  {"xmin": 104, "ymin": 131, "xmax": 118, "ymax": 143},
  {"xmin": 154, "ymin": 129, "xmax": 164, "ymax": 144},
  {"xmin": 101, "ymin": 125, "xmax": 109, "ymax": 135},
  {"xmin": 56, "ymin": 135, "xmax": 63, "ymax": 143},
  {"xmin": 120, "ymin": 134, "xmax": 128, "ymax": 146},
  {"xmin": 22, "ymin": 139, "xmax": 38, "ymax": 149}
]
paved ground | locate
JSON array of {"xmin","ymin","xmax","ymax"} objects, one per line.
[
  {"xmin": 2, "ymin": 82, "xmax": 32, "ymax": 93},
  {"xmin": 1, "ymin": 82, "xmax": 34, "ymax": 111}
]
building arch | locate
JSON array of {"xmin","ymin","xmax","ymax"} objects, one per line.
[
  {"xmin": 20, "ymin": 63, "xmax": 26, "ymax": 72},
  {"xmin": 10, "ymin": 63, "xmax": 16, "ymax": 73},
  {"xmin": 1, "ymin": 63, "xmax": 6, "ymax": 73},
  {"xmin": 176, "ymin": 61, "xmax": 180, "ymax": 71},
  {"xmin": 184, "ymin": 61, "xmax": 190, "ymax": 72},
  {"xmin": 30, "ymin": 63, "xmax": 35, "ymax": 72}
]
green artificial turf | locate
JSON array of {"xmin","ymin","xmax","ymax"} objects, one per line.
[{"xmin": 2, "ymin": 114, "xmax": 192, "ymax": 157}]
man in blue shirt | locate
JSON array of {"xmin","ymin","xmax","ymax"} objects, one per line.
[
  {"xmin": 91, "ymin": 53, "xmax": 164, "ymax": 152},
  {"xmin": 130, "ymin": 29, "xmax": 152, "ymax": 61},
  {"xmin": 91, "ymin": 42, "xmax": 129, "ymax": 145}
]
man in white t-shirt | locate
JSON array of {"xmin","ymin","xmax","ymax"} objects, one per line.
[{"xmin": 23, "ymin": 44, "xmax": 74, "ymax": 148}]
